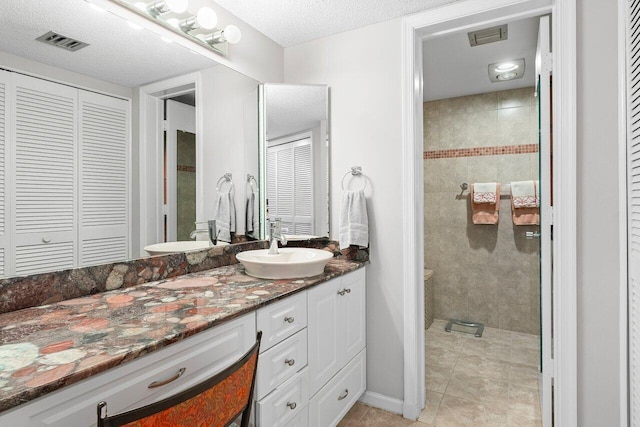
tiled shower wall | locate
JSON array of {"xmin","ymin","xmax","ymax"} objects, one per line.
[{"xmin": 423, "ymin": 87, "xmax": 541, "ymax": 335}]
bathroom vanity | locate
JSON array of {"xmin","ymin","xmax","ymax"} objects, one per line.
[{"xmin": 0, "ymin": 261, "xmax": 366, "ymax": 427}]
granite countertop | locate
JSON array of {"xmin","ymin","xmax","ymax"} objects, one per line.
[{"xmin": 0, "ymin": 259, "xmax": 366, "ymax": 414}]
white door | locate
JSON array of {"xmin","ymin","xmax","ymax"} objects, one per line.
[
  {"xmin": 78, "ymin": 91, "xmax": 130, "ymax": 266},
  {"xmin": 10, "ymin": 74, "xmax": 77, "ymax": 276},
  {"xmin": 165, "ymin": 99, "xmax": 195, "ymax": 242},
  {"xmin": 266, "ymin": 136, "xmax": 314, "ymax": 234},
  {"xmin": 625, "ymin": 0, "xmax": 640, "ymax": 424},
  {"xmin": 536, "ymin": 15, "xmax": 553, "ymax": 427},
  {"xmin": 340, "ymin": 270, "xmax": 366, "ymax": 364},
  {"xmin": 0, "ymin": 71, "xmax": 10, "ymax": 277}
]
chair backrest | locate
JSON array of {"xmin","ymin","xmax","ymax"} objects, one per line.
[{"xmin": 97, "ymin": 331, "xmax": 262, "ymax": 427}]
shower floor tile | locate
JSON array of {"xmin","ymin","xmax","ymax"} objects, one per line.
[{"xmin": 337, "ymin": 321, "xmax": 542, "ymax": 427}]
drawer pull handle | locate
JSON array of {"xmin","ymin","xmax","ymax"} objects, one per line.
[
  {"xmin": 148, "ymin": 367, "xmax": 186, "ymax": 389},
  {"xmin": 338, "ymin": 389, "xmax": 349, "ymax": 401},
  {"xmin": 287, "ymin": 401, "xmax": 297, "ymax": 410},
  {"xmin": 284, "ymin": 316, "xmax": 295, "ymax": 323},
  {"xmin": 284, "ymin": 358, "xmax": 295, "ymax": 366},
  {"xmin": 337, "ymin": 289, "xmax": 346, "ymax": 296}
]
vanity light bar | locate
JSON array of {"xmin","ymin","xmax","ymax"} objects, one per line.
[{"xmin": 108, "ymin": 0, "xmax": 241, "ymax": 56}]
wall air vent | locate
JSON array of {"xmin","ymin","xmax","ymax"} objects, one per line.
[
  {"xmin": 36, "ymin": 31, "xmax": 89, "ymax": 52},
  {"xmin": 468, "ymin": 24, "xmax": 508, "ymax": 47}
]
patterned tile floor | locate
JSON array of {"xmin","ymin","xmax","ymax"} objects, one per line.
[{"xmin": 339, "ymin": 319, "xmax": 542, "ymax": 427}]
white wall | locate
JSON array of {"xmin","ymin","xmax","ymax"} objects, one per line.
[
  {"xmin": 188, "ymin": 0, "xmax": 284, "ymax": 83},
  {"xmin": 285, "ymin": 18, "xmax": 406, "ymax": 401},
  {"xmin": 200, "ymin": 65, "xmax": 259, "ymax": 236},
  {"xmin": 576, "ymin": 0, "xmax": 622, "ymax": 425}
]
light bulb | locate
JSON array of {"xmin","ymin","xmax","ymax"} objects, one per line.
[
  {"xmin": 495, "ymin": 62, "xmax": 518, "ymax": 72},
  {"xmin": 166, "ymin": 18, "xmax": 180, "ymax": 28},
  {"xmin": 497, "ymin": 72, "xmax": 517, "ymax": 80},
  {"xmin": 224, "ymin": 24, "xmax": 241, "ymax": 44},
  {"xmin": 165, "ymin": 0, "xmax": 188, "ymax": 14},
  {"xmin": 196, "ymin": 7, "xmax": 217, "ymax": 30}
]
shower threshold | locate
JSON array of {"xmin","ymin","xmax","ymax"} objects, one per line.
[{"xmin": 445, "ymin": 319, "xmax": 484, "ymax": 337}]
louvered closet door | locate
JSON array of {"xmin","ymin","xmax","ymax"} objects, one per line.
[
  {"xmin": 10, "ymin": 74, "xmax": 77, "ymax": 276},
  {"xmin": 627, "ymin": 0, "xmax": 640, "ymax": 424},
  {"xmin": 266, "ymin": 137, "xmax": 314, "ymax": 234},
  {"xmin": 0, "ymin": 71, "xmax": 11, "ymax": 278},
  {"xmin": 78, "ymin": 91, "xmax": 129, "ymax": 267}
]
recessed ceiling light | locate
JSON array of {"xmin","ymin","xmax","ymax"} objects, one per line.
[
  {"xmin": 494, "ymin": 62, "xmax": 518, "ymax": 72},
  {"xmin": 488, "ymin": 58, "xmax": 525, "ymax": 82}
]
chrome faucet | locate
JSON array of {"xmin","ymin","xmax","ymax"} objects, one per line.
[
  {"xmin": 268, "ymin": 218, "xmax": 287, "ymax": 254},
  {"xmin": 190, "ymin": 220, "xmax": 218, "ymax": 245}
]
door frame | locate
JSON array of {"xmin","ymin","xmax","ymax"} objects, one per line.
[
  {"xmin": 400, "ymin": 0, "xmax": 577, "ymax": 425},
  {"xmin": 138, "ymin": 73, "xmax": 203, "ymax": 255},
  {"xmin": 165, "ymin": 99, "xmax": 196, "ymax": 242}
]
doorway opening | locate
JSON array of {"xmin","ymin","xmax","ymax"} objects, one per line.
[
  {"xmin": 164, "ymin": 91, "xmax": 196, "ymax": 242},
  {"xmin": 420, "ymin": 14, "xmax": 549, "ymax": 426}
]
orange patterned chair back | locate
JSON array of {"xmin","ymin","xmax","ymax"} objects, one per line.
[{"xmin": 97, "ymin": 331, "xmax": 262, "ymax": 427}]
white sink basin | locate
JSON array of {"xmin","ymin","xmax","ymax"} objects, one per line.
[
  {"xmin": 236, "ymin": 248, "xmax": 333, "ymax": 279},
  {"xmin": 144, "ymin": 241, "xmax": 229, "ymax": 256}
]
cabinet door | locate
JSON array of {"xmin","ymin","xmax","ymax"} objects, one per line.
[
  {"xmin": 308, "ymin": 277, "xmax": 341, "ymax": 396},
  {"xmin": 10, "ymin": 74, "xmax": 77, "ymax": 276},
  {"xmin": 78, "ymin": 91, "xmax": 129, "ymax": 266},
  {"xmin": 340, "ymin": 269, "xmax": 366, "ymax": 364},
  {"xmin": 0, "ymin": 71, "xmax": 10, "ymax": 277}
]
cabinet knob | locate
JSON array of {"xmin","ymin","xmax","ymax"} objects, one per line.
[
  {"xmin": 338, "ymin": 388, "xmax": 349, "ymax": 401},
  {"xmin": 287, "ymin": 401, "xmax": 297, "ymax": 410},
  {"xmin": 42, "ymin": 237, "xmax": 51, "ymax": 243},
  {"xmin": 284, "ymin": 358, "xmax": 295, "ymax": 366},
  {"xmin": 345, "ymin": 288, "xmax": 351, "ymax": 294},
  {"xmin": 284, "ymin": 316, "xmax": 295, "ymax": 323}
]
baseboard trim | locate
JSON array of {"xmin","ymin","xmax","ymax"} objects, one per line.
[{"xmin": 358, "ymin": 391, "xmax": 404, "ymax": 415}]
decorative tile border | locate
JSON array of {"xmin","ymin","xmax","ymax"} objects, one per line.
[{"xmin": 423, "ymin": 144, "xmax": 539, "ymax": 159}]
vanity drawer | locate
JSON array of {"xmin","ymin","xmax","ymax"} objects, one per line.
[
  {"xmin": 10, "ymin": 314, "xmax": 255, "ymax": 427},
  {"xmin": 285, "ymin": 404, "xmax": 308, "ymax": 427},
  {"xmin": 256, "ymin": 328, "xmax": 308, "ymax": 400},
  {"xmin": 257, "ymin": 291, "xmax": 307, "ymax": 351},
  {"xmin": 256, "ymin": 367, "xmax": 309, "ymax": 427},
  {"xmin": 309, "ymin": 349, "xmax": 366, "ymax": 427}
]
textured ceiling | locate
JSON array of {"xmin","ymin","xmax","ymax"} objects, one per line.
[
  {"xmin": 423, "ymin": 16, "xmax": 539, "ymax": 101},
  {"xmin": 0, "ymin": 0, "xmax": 216, "ymax": 88},
  {"xmin": 211, "ymin": 0, "xmax": 458, "ymax": 47},
  {"xmin": 266, "ymin": 84, "xmax": 327, "ymax": 140}
]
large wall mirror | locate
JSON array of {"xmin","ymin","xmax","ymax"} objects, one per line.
[
  {"xmin": 259, "ymin": 84, "xmax": 330, "ymax": 239},
  {"xmin": 0, "ymin": 0, "xmax": 259, "ymax": 280}
]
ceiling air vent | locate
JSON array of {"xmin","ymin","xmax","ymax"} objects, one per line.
[
  {"xmin": 468, "ymin": 24, "xmax": 508, "ymax": 47},
  {"xmin": 36, "ymin": 31, "xmax": 89, "ymax": 52}
]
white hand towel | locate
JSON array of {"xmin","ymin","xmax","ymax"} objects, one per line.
[
  {"xmin": 246, "ymin": 191, "xmax": 255, "ymax": 233},
  {"xmin": 214, "ymin": 192, "xmax": 236, "ymax": 242},
  {"xmin": 511, "ymin": 180, "xmax": 539, "ymax": 208},
  {"xmin": 339, "ymin": 190, "xmax": 369, "ymax": 250},
  {"xmin": 472, "ymin": 182, "xmax": 498, "ymax": 204}
]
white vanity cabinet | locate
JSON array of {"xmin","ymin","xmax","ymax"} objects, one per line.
[
  {"xmin": 308, "ymin": 268, "xmax": 366, "ymax": 427},
  {"xmin": 0, "ymin": 313, "xmax": 256, "ymax": 427},
  {"xmin": 255, "ymin": 268, "xmax": 367, "ymax": 427},
  {"xmin": 255, "ymin": 292, "xmax": 309, "ymax": 426}
]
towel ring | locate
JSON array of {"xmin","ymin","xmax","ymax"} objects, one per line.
[
  {"xmin": 246, "ymin": 174, "xmax": 258, "ymax": 193},
  {"xmin": 216, "ymin": 173, "xmax": 234, "ymax": 194},
  {"xmin": 341, "ymin": 166, "xmax": 367, "ymax": 191}
]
